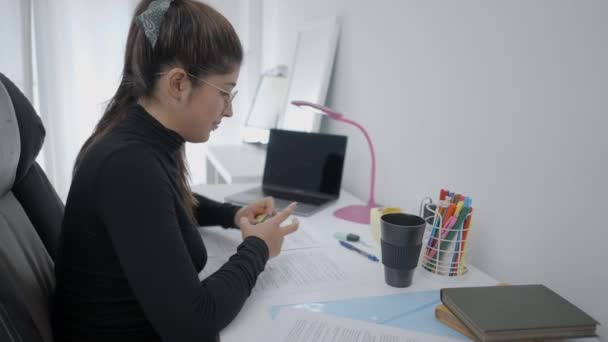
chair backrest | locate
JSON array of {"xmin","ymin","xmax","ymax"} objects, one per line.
[{"xmin": 0, "ymin": 73, "xmax": 64, "ymax": 342}]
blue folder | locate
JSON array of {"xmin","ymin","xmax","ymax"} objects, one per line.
[{"xmin": 270, "ymin": 290, "xmax": 467, "ymax": 339}]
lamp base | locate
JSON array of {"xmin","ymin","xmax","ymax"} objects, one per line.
[{"xmin": 334, "ymin": 204, "xmax": 378, "ymax": 225}]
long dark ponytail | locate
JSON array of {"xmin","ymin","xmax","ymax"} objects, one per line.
[{"xmin": 75, "ymin": 0, "xmax": 243, "ymax": 220}]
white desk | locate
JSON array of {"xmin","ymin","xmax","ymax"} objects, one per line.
[
  {"xmin": 192, "ymin": 184, "xmax": 599, "ymax": 342},
  {"xmin": 205, "ymin": 144, "xmax": 266, "ymax": 184}
]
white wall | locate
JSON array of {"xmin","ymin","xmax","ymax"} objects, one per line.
[{"xmin": 262, "ymin": 0, "xmax": 608, "ymax": 339}]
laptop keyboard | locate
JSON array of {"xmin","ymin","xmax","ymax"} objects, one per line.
[{"xmin": 263, "ymin": 190, "xmax": 329, "ymax": 206}]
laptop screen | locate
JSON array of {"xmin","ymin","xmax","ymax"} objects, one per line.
[{"xmin": 263, "ymin": 129, "xmax": 347, "ymax": 197}]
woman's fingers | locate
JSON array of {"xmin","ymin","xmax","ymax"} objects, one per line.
[
  {"xmin": 280, "ymin": 220, "xmax": 299, "ymax": 236},
  {"xmin": 261, "ymin": 196, "xmax": 275, "ymax": 215},
  {"xmin": 269, "ymin": 202, "xmax": 297, "ymax": 224}
]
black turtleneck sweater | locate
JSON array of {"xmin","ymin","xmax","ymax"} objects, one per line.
[{"xmin": 52, "ymin": 104, "xmax": 269, "ymax": 342}]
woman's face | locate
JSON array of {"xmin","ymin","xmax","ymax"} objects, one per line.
[{"xmin": 164, "ymin": 67, "xmax": 240, "ymax": 143}]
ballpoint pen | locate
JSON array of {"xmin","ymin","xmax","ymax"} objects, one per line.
[{"xmin": 339, "ymin": 240, "xmax": 379, "ymax": 262}]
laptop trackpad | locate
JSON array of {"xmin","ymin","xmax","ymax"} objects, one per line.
[
  {"xmin": 272, "ymin": 197, "xmax": 318, "ymax": 216},
  {"xmin": 226, "ymin": 187, "xmax": 324, "ymax": 217}
]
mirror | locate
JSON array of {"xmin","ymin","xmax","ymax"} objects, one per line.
[
  {"xmin": 242, "ymin": 75, "xmax": 288, "ymax": 144},
  {"xmin": 278, "ymin": 16, "xmax": 340, "ymax": 133},
  {"xmin": 245, "ymin": 75, "xmax": 288, "ymax": 129}
]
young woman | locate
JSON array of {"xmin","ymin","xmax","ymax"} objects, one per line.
[{"xmin": 52, "ymin": 1, "xmax": 298, "ymax": 341}]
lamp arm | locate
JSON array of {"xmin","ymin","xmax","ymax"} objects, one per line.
[{"xmin": 335, "ymin": 117, "xmax": 377, "ymax": 207}]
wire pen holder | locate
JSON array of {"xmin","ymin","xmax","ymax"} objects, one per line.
[{"xmin": 418, "ymin": 192, "xmax": 474, "ymax": 279}]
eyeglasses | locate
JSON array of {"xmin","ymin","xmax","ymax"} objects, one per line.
[
  {"xmin": 156, "ymin": 72, "xmax": 238, "ymax": 114},
  {"xmin": 187, "ymin": 73, "xmax": 238, "ymax": 114}
]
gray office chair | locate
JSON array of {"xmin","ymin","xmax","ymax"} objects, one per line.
[{"xmin": 0, "ymin": 73, "xmax": 64, "ymax": 342}]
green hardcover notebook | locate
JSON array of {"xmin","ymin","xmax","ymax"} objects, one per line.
[{"xmin": 440, "ymin": 285, "xmax": 598, "ymax": 342}]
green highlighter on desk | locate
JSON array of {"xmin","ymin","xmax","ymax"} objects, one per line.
[
  {"xmin": 333, "ymin": 232, "xmax": 361, "ymax": 242},
  {"xmin": 254, "ymin": 213, "xmax": 298, "ymax": 227},
  {"xmin": 255, "ymin": 213, "xmax": 271, "ymax": 224}
]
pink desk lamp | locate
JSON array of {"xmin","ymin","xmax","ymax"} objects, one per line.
[{"xmin": 291, "ymin": 100, "xmax": 379, "ymax": 224}]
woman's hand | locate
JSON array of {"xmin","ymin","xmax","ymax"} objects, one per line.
[
  {"xmin": 234, "ymin": 197, "xmax": 276, "ymax": 228},
  {"xmin": 239, "ymin": 202, "xmax": 299, "ymax": 258}
]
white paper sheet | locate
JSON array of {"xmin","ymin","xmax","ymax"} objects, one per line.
[
  {"xmin": 199, "ymin": 249, "xmax": 351, "ymax": 296},
  {"xmin": 199, "ymin": 226, "xmax": 320, "ymax": 258},
  {"xmin": 268, "ymin": 309, "xmax": 462, "ymax": 342}
]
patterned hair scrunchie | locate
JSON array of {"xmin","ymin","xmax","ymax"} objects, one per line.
[{"xmin": 136, "ymin": 0, "xmax": 175, "ymax": 48}]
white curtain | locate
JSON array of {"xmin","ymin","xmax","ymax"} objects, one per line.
[
  {"xmin": 32, "ymin": 0, "xmax": 138, "ymax": 199},
  {"xmin": 0, "ymin": 0, "xmax": 47, "ymax": 169},
  {"xmin": 0, "ymin": 0, "xmax": 33, "ymax": 99}
]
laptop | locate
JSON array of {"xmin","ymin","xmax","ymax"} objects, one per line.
[{"xmin": 226, "ymin": 129, "xmax": 347, "ymax": 216}]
